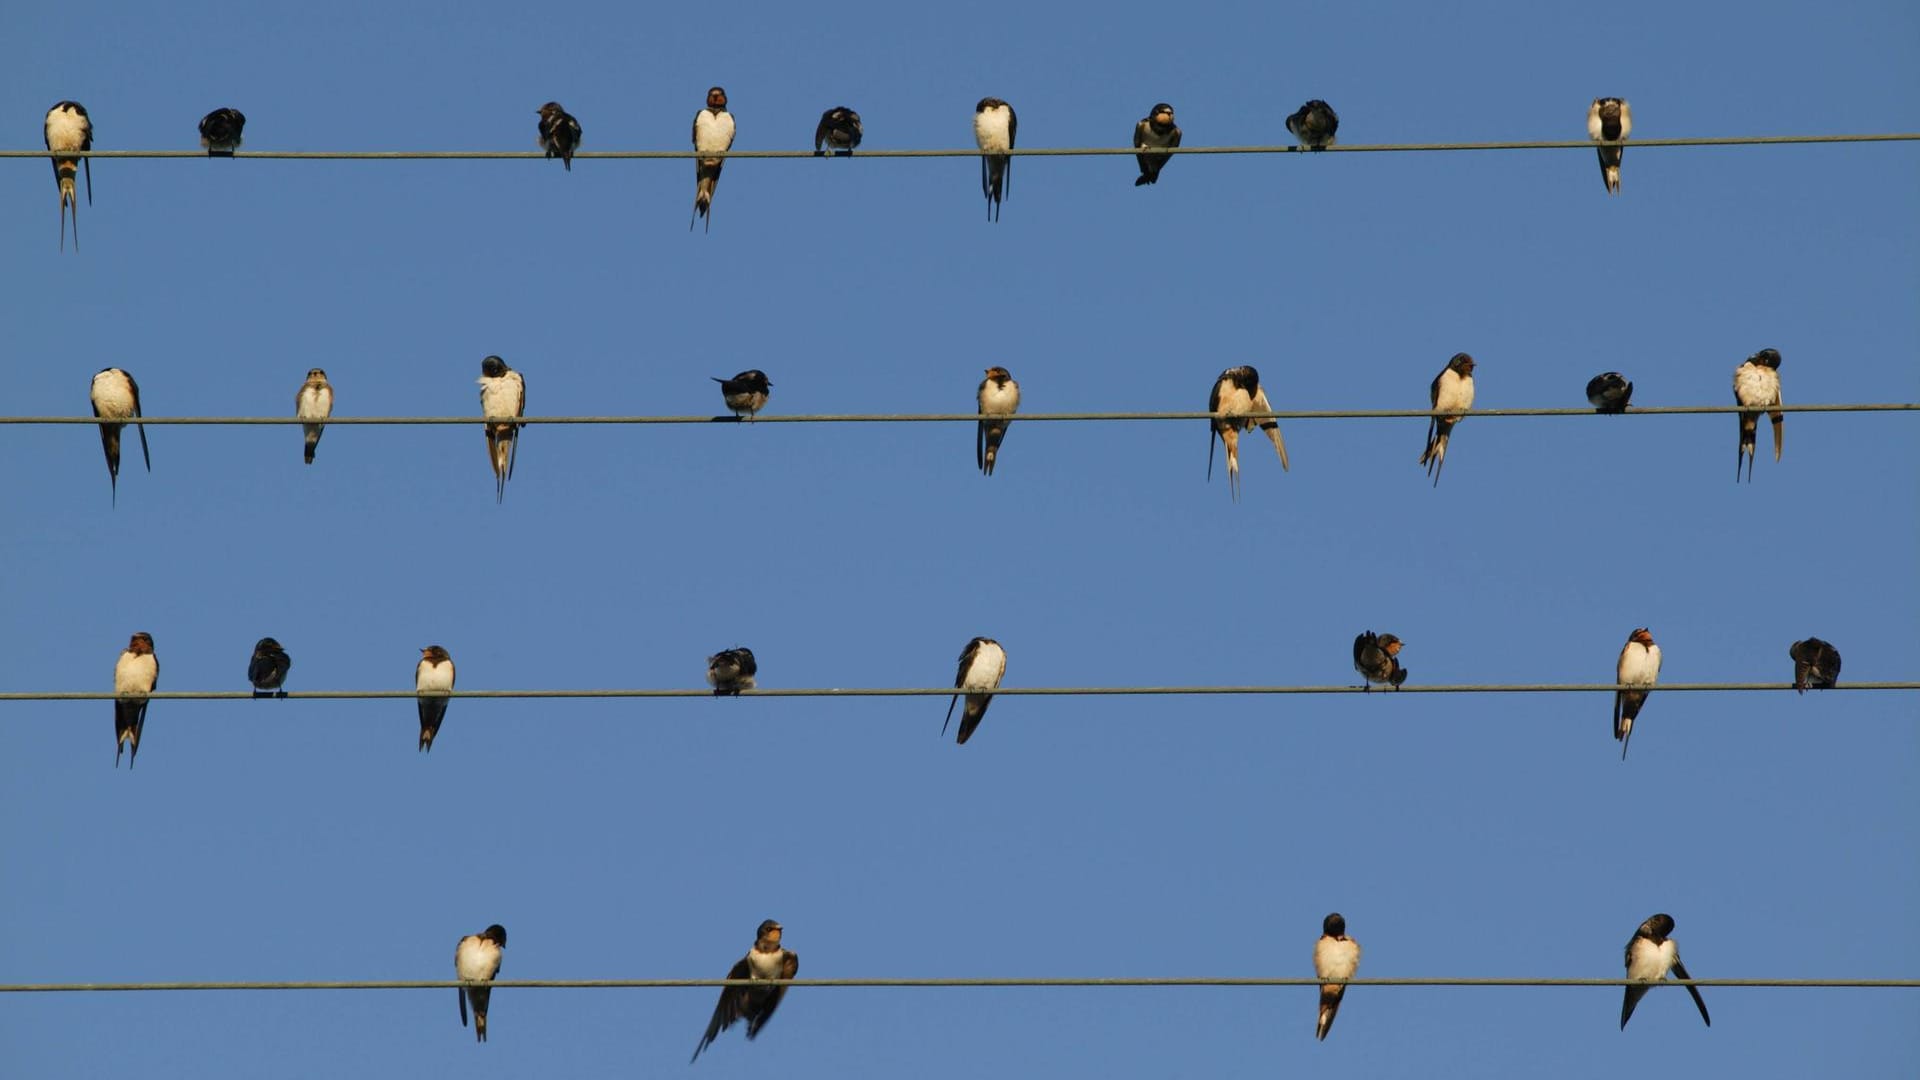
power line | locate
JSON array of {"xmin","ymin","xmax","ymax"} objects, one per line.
[{"xmin": 2, "ymin": 976, "xmax": 1912, "ymax": 993}]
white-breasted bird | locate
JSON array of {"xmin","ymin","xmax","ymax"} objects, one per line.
[
  {"xmin": 1208, "ymin": 365, "xmax": 1289, "ymax": 501},
  {"xmin": 977, "ymin": 366, "xmax": 1020, "ymax": 475},
  {"xmin": 814, "ymin": 107, "xmax": 862, "ymax": 156},
  {"xmin": 89, "ymin": 367, "xmax": 150, "ymax": 506},
  {"xmin": 1132, "ymin": 103, "xmax": 1180, "ymax": 186},
  {"xmin": 455, "ymin": 924, "xmax": 508, "ymax": 1042},
  {"xmin": 1614, "ymin": 627, "xmax": 1661, "ymax": 759},
  {"xmin": 1420, "ymin": 353, "xmax": 1476, "ymax": 486},
  {"xmin": 113, "ymin": 632, "xmax": 158, "ymax": 768},
  {"xmin": 1733, "ymin": 348, "xmax": 1784, "ymax": 482},
  {"xmin": 691, "ymin": 919, "xmax": 799, "ymax": 1062},
  {"xmin": 1621, "ymin": 913, "xmax": 1710, "ymax": 1032},
  {"xmin": 1587, "ymin": 97, "xmax": 1632, "ymax": 194},
  {"xmin": 477, "ymin": 356, "xmax": 526, "ymax": 502},
  {"xmin": 944, "ymin": 636, "xmax": 1007, "ymax": 745},
  {"xmin": 416, "ymin": 645, "xmax": 456, "ymax": 751},
  {"xmin": 973, "ymin": 97, "xmax": 1016, "ymax": 221},
  {"xmin": 296, "ymin": 368, "xmax": 333, "ymax": 464},
  {"xmin": 1313, "ymin": 913, "xmax": 1361, "ymax": 1040},
  {"xmin": 45, "ymin": 101, "xmax": 92, "ymax": 252},
  {"xmin": 692, "ymin": 87, "xmax": 735, "ymax": 231}
]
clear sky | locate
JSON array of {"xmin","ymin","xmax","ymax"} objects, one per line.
[{"xmin": 3, "ymin": 1, "xmax": 1917, "ymax": 1077}]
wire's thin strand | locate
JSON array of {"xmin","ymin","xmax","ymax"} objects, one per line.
[{"xmin": 0, "ymin": 976, "xmax": 1911, "ymax": 993}]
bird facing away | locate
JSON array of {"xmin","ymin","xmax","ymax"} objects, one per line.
[
  {"xmin": 416, "ymin": 646, "xmax": 455, "ymax": 751},
  {"xmin": 537, "ymin": 102, "xmax": 581, "ymax": 170},
  {"xmin": 1586, "ymin": 372, "xmax": 1633, "ymax": 413},
  {"xmin": 1789, "ymin": 638, "xmax": 1841, "ymax": 693},
  {"xmin": 814, "ymin": 106, "xmax": 862, "ymax": 156},
  {"xmin": 1353, "ymin": 632, "xmax": 1407, "ymax": 690},
  {"xmin": 1207, "ymin": 365, "xmax": 1290, "ymax": 501},
  {"xmin": 707, "ymin": 647, "xmax": 758, "ymax": 696},
  {"xmin": 714, "ymin": 370, "xmax": 772, "ymax": 420},
  {"xmin": 44, "ymin": 100, "xmax": 92, "ymax": 252},
  {"xmin": 247, "ymin": 638, "xmax": 291, "ymax": 698},
  {"xmin": 114, "ymin": 632, "xmax": 158, "ymax": 768},
  {"xmin": 1614, "ymin": 627, "xmax": 1661, "ymax": 759},
  {"xmin": 1733, "ymin": 348, "xmax": 1784, "ymax": 482},
  {"xmin": 89, "ymin": 367, "xmax": 150, "ymax": 506},
  {"xmin": 974, "ymin": 97, "xmax": 1016, "ymax": 221},
  {"xmin": 1621, "ymin": 913, "xmax": 1710, "ymax": 1032},
  {"xmin": 1420, "ymin": 353, "xmax": 1476, "ymax": 486},
  {"xmin": 944, "ymin": 636, "xmax": 1007, "ymax": 745},
  {"xmin": 296, "ymin": 368, "xmax": 333, "ymax": 464},
  {"xmin": 198, "ymin": 107, "xmax": 246, "ymax": 156},
  {"xmin": 1588, "ymin": 97, "xmax": 1632, "ymax": 194},
  {"xmin": 977, "ymin": 366, "xmax": 1020, "ymax": 475},
  {"xmin": 692, "ymin": 919, "xmax": 799, "ymax": 1063},
  {"xmin": 1286, "ymin": 100, "xmax": 1340, "ymax": 150},
  {"xmin": 456, "ymin": 924, "xmax": 507, "ymax": 1043},
  {"xmin": 692, "ymin": 87, "xmax": 735, "ymax": 231},
  {"xmin": 1314, "ymin": 913, "xmax": 1361, "ymax": 1040},
  {"xmin": 1132, "ymin": 103, "xmax": 1181, "ymax": 186},
  {"xmin": 477, "ymin": 355, "xmax": 526, "ymax": 502}
]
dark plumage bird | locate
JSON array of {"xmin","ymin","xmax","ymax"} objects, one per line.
[
  {"xmin": 714, "ymin": 370, "xmax": 772, "ymax": 420},
  {"xmin": 1621, "ymin": 913, "xmax": 1710, "ymax": 1032},
  {"xmin": 198, "ymin": 107, "xmax": 246, "ymax": 156},
  {"xmin": 814, "ymin": 107, "xmax": 862, "ymax": 156},
  {"xmin": 1132, "ymin": 103, "xmax": 1181, "ymax": 185},
  {"xmin": 1788, "ymin": 638, "xmax": 1841, "ymax": 693},
  {"xmin": 537, "ymin": 102, "xmax": 582, "ymax": 170},
  {"xmin": 1353, "ymin": 632, "xmax": 1407, "ymax": 690},
  {"xmin": 247, "ymin": 638, "xmax": 291, "ymax": 698},
  {"xmin": 1586, "ymin": 372, "xmax": 1633, "ymax": 413},
  {"xmin": 707, "ymin": 647, "xmax": 758, "ymax": 696},
  {"xmin": 691, "ymin": 919, "xmax": 799, "ymax": 1063},
  {"xmin": 1286, "ymin": 100, "xmax": 1339, "ymax": 149}
]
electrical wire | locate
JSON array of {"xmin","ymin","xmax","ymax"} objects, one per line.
[{"xmin": 1, "ymin": 976, "xmax": 1912, "ymax": 993}]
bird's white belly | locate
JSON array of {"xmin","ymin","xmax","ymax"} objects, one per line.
[{"xmin": 417, "ymin": 661, "xmax": 454, "ymax": 692}]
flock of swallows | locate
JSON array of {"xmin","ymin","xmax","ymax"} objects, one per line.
[{"xmin": 39, "ymin": 93, "xmax": 1634, "ymax": 245}]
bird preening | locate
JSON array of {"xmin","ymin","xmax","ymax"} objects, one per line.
[
  {"xmin": 1588, "ymin": 97, "xmax": 1632, "ymax": 194},
  {"xmin": 713, "ymin": 370, "xmax": 772, "ymax": 420},
  {"xmin": 1788, "ymin": 637, "xmax": 1841, "ymax": 693},
  {"xmin": 537, "ymin": 102, "xmax": 582, "ymax": 170},
  {"xmin": 1313, "ymin": 913, "xmax": 1361, "ymax": 1039},
  {"xmin": 1586, "ymin": 372, "xmax": 1633, "ymax": 413},
  {"xmin": 456, "ymin": 923, "xmax": 508, "ymax": 1042},
  {"xmin": 45, "ymin": 100, "xmax": 92, "ymax": 252},
  {"xmin": 89, "ymin": 367, "xmax": 151, "ymax": 506},
  {"xmin": 1207, "ymin": 365, "xmax": 1289, "ymax": 501},
  {"xmin": 944, "ymin": 636, "xmax": 1007, "ymax": 744},
  {"xmin": 247, "ymin": 638, "xmax": 291, "ymax": 698},
  {"xmin": 973, "ymin": 97, "xmax": 1016, "ymax": 221},
  {"xmin": 198, "ymin": 107, "xmax": 246, "ymax": 156},
  {"xmin": 1733, "ymin": 348, "xmax": 1784, "ymax": 482},
  {"xmin": 815, "ymin": 107, "xmax": 862, "ymax": 156},
  {"xmin": 707, "ymin": 647, "xmax": 758, "ymax": 696},
  {"xmin": 477, "ymin": 355, "xmax": 526, "ymax": 502},
  {"xmin": 1353, "ymin": 632, "xmax": 1407, "ymax": 690},
  {"xmin": 1621, "ymin": 912, "xmax": 1710, "ymax": 1032},
  {"xmin": 1286, "ymin": 100, "xmax": 1339, "ymax": 150}
]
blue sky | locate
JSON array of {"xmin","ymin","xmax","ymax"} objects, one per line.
[{"xmin": 2, "ymin": 1, "xmax": 1916, "ymax": 1077}]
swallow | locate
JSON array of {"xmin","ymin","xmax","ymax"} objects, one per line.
[
  {"xmin": 537, "ymin": 102, "xmax": 582, "ymax": 170},
  {"xmin": 1420, "ymin": 353, "xmax": 1476, "ymax": 486},
  {"xmin": 1313, "ymin": 913, "xmax": 1361, "ymax": 1040},
  {"xmin": 248, "ymin": 637, "xmax": 291, "ymax": 698},
  {"xmin": 478, "ymin": 355, "xmax": 527, "ymax": 502},
  {"xmin": 455, "ymin": 924, "xmax": 507, "ymax": 1043},
  {"xmin": 973, "ymin": 97, "xmax": 1016, "ymax": 221},
  {"xmin": 198, "ymin": 107, "xmax": 246, "ymax": 156},
  {"xmin": 977, "ymin": 366, "xmax": 1020, "ymax": 475},
  {"xmin": 89, "ymin": 367, "xmax": 150, "ymax": 506},
  {"xmin": 1286, "ymin": 100, "xmax": 1339, "ymax": 150},
  {"xmin": 713, "ymin": 370, "xmax": 772, "ymax": 420},
  {"xmin": 707, "ymin": 647, "xmax": 758, "ymax": 697},
  {"xmin": 1621, "ymin": 913, "xmax": 1710, "ymax": 1032},
  {"xmin": 1353, "ymin": 632, "xmax": 1407, "ymax": 691},
  {"xmin": 1588, "ymin": 97, "xmax": 1632, "ymax": 195},
  {"xmin": 1614, "ymin": 627, "xmax": 1661, "ymax": 759},
  {"xmin": 1132, "ymin": 103, "xmax": 1181, "ymax": 186},
  {"xmin": 296, "ymin": 367, "xmax": 333, "ymax": 464},
  {"xmin": 1789, "ymin": 637, "xmax": 1841, "ymax": 693},
  {"xmin": 1733, "ymin": 348, "xmax": 1784, "ymax": 482},
  {"xmin": 943, "ymin": 636, "xmax": 1007, "ymax": 745},
  {"xmin": 814, "ymin": 106, "xmax": 862, "ymax": 156},
  {"xmin": 45, "ymin": 101, "xmax": 92, "ymax": 252},
  {"xmin": 692, "ymin": 86, "xmax": 735, "ymax": 232},
  {"xmin": 691, "ymin": 919, "xmax": 799, "ymax": 1063},
  {"xmin": 1586, "ymin": 372, "xmax": 1633, "ymax": 413},
  {"xmin": 1207, "ymin": 365, "xmax": 1290, "ymax": 501},
  {"xmin": 416, "ymin": 645, "xmax": 455, "ymax": 752},
  {"xmin": 113, "ymin": 632, "xmax": 158, "ymax": 768}
]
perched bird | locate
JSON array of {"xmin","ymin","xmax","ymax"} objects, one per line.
[
  {"xmin": 1621, "ymin": 913, "xmax": 1710, "ymax": 1032},
  {"xmin": 89, "ymin": 367, "xmax": 150, "ymax": 506},
  {"xmin": 113, "ymin": 632, "xmax": 158, "ymax": 768},
  {"xmin": 973, "ymin": 97, "xmax": 1016, "ymax": 221},
  {"xmin": 1586, "ymin": 372, "xmax": 1633, "ymax": 414},
  {"xmin": 1788, "ymin": 638, "xmax": 1841, "ymax": 693},
  {"xmin": 416, "ymin": 645, "xmax": 456, "ymax": 752},
  {"xmin": 1420, "ymin": 353, "xmax": 1476, "ymax": 486},
  {"xmin": 1132, "ymin": 102, "xmax": 1181, "ymax": 186},
  {"xmin": 707, "ymin": 647, "xmax": 758, "ymax": 696},
  {"xmin": 1286, "ymin": 100, "xmax": 1339, "ymax": 150},
  {"xmin": 44, "ymin": 101, "xmax": 92, "ymax": 252},
  {"xmin": 1587, "ymin": 97, "xmax": 1632, "ymax": 195},
  {"xmin": 691, "ymin": 919, "xmax": 799, "ymax": 1063},
  {"xmin": 713, "ymin": 370, "xmax": 772, "ymax": 420},
  {"xmin": 944, "ymin": 636, "xmax": 1007, "ymax": 745},
  {"xmin": 1733, "ymin": 348, "xmax": 1784, "ymax": 482},
  {"xmin": 1313, "ymin": 913, "xmax": 1361, "ymax": 1040},
  {"xmin": 537, "ymin": 102, "xmax": 582, "ymax": 170},
  {"xmin": 1353, "ymin": 632, "xmax": 1407, "ymax": 691},
  {"xmin": 477, "ymin": 356, "xmax": 526, "ymax": 502},
  {"xmin": 814, "ymin": 107, "xmax": 862, "ymax": 156},
  {"xmin": 296, "ymin": 367, "xmax": 333, "ymax": 464},
  {"xmin": 1614, "ymin": 627, "xmax": 1661, "ymax": 759},
  {"xmin": 455, "ymin": 924, "xmax": 508, "ymax": 1043},
  {"xmin": 691, "ymin": 86, "xmax": 735, "ymax": 231},
  {"xmin": 1207, "ymin": 365, "xmax": 1290, "ymax": 501},
  {"xmin": 198, "ymin": 107, "xmax": 246, "ymax": 156},
  {"xmin": 977, "ymin": 366, "xmax": 1020, "ymax": 476},
  {"xmin": 247, "ymin": 638, "xmax": 291, "ymax": 698}
]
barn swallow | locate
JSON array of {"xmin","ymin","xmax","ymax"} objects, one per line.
[
  {"xmin": 1132, "ymin": 103, "xmax": 1180, "ymax": 186},
  {"xmin": 198, "ymin": 108, "xmax": 246, "ymax": 156},
  {"xmin": 44, "ymin": 101, "xmax": 92, "ymax": 252},
  {"xmin": 943, "ymin": 636, "xmax": 1007, "ymax": 745},
  {"xmin": 113, "ymin": 632, "xmax": 158, "ymax": 768},
  {"xmin": 1588, "ymin": 98, "xmax": 1632, "ymax": 194},
  {"xmin": 1420, "ymin": 353, "xmax": 1476, "ymax": 486},
  {"xmin": 537, "ymin": 102, "xmax": 582, "ymax": 170},
  {"xmin": 1614, "ymin": 627, "xmax": 1661, "ymax": 759},
  {"xmin": 1789, "ymin": 638, "xmax": 1841, "ymax": 693},
  {"xmin": 1587, "ymin": 372, "xmax": 1632, "ymax": 413},
  {"xmin": 814, "ymin": 107, "xmax": 862, "ymax": 156},
  {"xmin": 1207, "ymin": 365, "xmax": 1290, "ymax": 501},
  {"xmin": 1353, "ymin": 632, "xmax": 1407, "ymax": 690},
  {"xmin": 713, "ymin": 370, "xmax": 772, "ymax": 420},
  {"xmin": 977, "ymin": 366, "xmax": 1020, "ymax": 475},
  {"xmin": 691, "ymin": 919, "xmax": 799, "ymax": 1063},
  {"xmin": 1313, "ymin": 913, "xmax": 1361, "ymax": 1040},
  {"xmin": 296, "ymin": 367, "xmax": 333, "ymax": 464},
  {"xmin": 707, "ymin": 647, "xmax": 758, "ymax": 696},
  {"xmin": 478, "ymin": 355, "xmax": 526, "ymax": 502},
  {"xmin": 1621, "ymin": 913, "xmax": 1710, "ymax": 1032},
  {"xmin": 1286, "ymin": 100, "xmax": 1339, "ymax": 150},
  {"xmin": 1733, "ymin": 348, "xmax": 1784, "ymax": 482},
  {"xmin": 974, "ymin": 98, "xmax": 1016, "ymax": 221},
  {"xmin": 247, "ymin": 637, "xmax": 291, "ymax": 698},
  {"xmin": 416, "ymin": 645, "xmax": 455, "ymax": 751},
  {"xmin": 455, "ymin": 924, "xmax": 507, "ymax": 1043},
  {"xmin": 89, "ymin": 367, "xmax": 150, "ymax": 506},
  {"xmin": 692, "ymin": 87, "xmax": 735, "ymax": 232}
]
